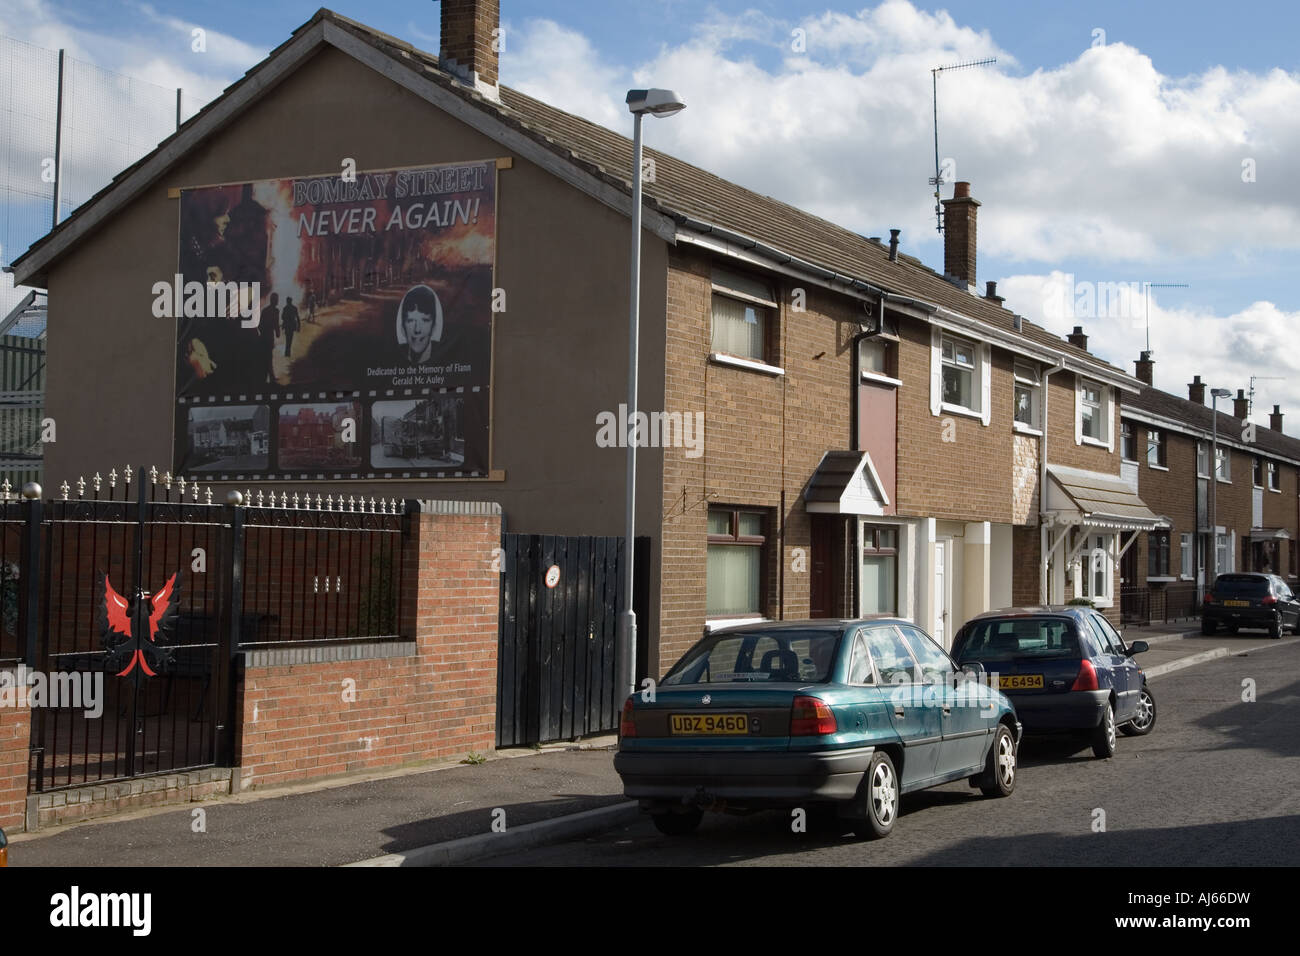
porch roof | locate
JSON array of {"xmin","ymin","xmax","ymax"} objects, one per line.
[
  {"xmin": 1044, "ymin": 464, "xmax": 1167, "ymax": 531},
  {"xmin": 804, "ymin": 451, "xmax": 889, "ymax": 516},
  {"xmin": 1248, "ymin": 527, "xmax": 1291, "ymax": 541}
]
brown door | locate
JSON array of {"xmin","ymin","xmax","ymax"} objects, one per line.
[{"xmin": 810, "ymin": 515, "xmax": 834, "ymax": 618}]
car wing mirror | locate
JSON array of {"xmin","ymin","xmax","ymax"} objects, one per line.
[
  {"xmin": 956, "ymin": 661, "xmax": 985, "ymax": 685},
  {"xmin": 1127, "ymin": 640, "xmax": 1149, "ymax": 655}
]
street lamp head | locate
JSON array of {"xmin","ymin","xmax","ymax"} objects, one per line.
[
  {"xmin": 1210, "ymin": 388, "xmax": 1233, "ymax": 399},
  {"xmin": 626, "ymin": 88, "xmax": 686, "ymax": 116}
]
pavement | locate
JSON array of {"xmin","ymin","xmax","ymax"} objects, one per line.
[{"xmin": 5, "ymin": 621, "xmax": 1293, "ymax": 867}]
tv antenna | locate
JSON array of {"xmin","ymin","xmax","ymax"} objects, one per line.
[
  {"xmin": 1249, "ymin": 375, "xmax": 1284, "ymax": 417},
  {"xmin": 1142, "ymin": 282, "xmax": 1188, "ymax": 355},
  {"xmin": 930, "ymin": 57, "xmax": 996, "ymax": 232}
]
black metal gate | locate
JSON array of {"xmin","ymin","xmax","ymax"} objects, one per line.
[
  {"xmin": 496, "ymin": 534, "xmax": 648, "ymax": 746},
  {"xmin": 22, "ymin": 468, "xmax": 235, "ymax": 792}
]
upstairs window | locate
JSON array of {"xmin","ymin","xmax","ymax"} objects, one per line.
[
  {"xmin": 1121, "ymin": 421, "xmax": 1137, "ymax": 461},
  {"xmin": 1146, "ymin": 428, "xmax": 1167, "ymax": 468},
  {"xmin": 1216, "ymin": 446, "xmax": 1231, "ymax": 481},
  {"xmin": 1014, "ymin": 363, "xmax": 1041, "ymax": 430},
  {"xmin": 1076, "ymin": 378, "xmax": 1112, "ymax": 449},
  {"xmin": 941, "ymin": 335, "xmax": 977, "ymax": 409},
  {"xmin": 710, "ymin": 267, "xmax": 776, "ymax": 363},
  {"xmin": 1254, "ymin": 456, "xmax": 1264, "ymax": 488},
  {"xmin": 1197, "ymin": 442, "xmax": 1209, "ymax": 477},
  {"xmin": 1269, "ymin": 460, "xmax": 1281, "ymax": 491}
]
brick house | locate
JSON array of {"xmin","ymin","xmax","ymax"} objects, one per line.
[
  {"xmin": 1116, "ymin": 353, "xmax": 1300, "ymax": 622},
  {"xmin": 7, "ymin": 1, "xmax": 1167, "ymax": 683}
]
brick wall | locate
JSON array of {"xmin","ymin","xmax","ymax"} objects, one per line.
[
  {"xmin": 234, "ymin": 509, "xmax": 499, "ymax": 789},
  {"xmin": 1130, "ymin": 428, "xmax": 1199, "ymax": 586},
  {"xmin": 0, "ymin": 667, "xmax": 30, "ymax": 830}
]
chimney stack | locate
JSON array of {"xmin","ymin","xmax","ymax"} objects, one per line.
[
  {"xmin": 441, "ymin": 0, "xmax": 500, "ymax": 100},
  {"xmin": 888, "ymin": 229, "xmax": 900, "ymax": 262},
  {"xmin": 941, "ymin": 181, "xmax": 980, "ymax": 290},
  {"xmin": 984, "ymin": 280, "xmax": 1004, "ymax": 306},
  {"xmin": 1188, "ymin": 375, "xmax": 1205, "ymax": 405},
  {"xmin": 1134, "ymin": 350, "xmax": 1154, "ymax": 386},
  {"xmin": 1234, "ymin": 388, "xmax": 1249, "ymax": 420},
  {"xmin": 1270, "ymin": 404, "xmax": 1284, "ymax": 432},
  {"xmin": 1066, "ymin": 325, "xmax": 1088, "ymax": 351}
]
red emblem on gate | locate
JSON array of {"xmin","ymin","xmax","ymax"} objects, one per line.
[{"xmin": 98, "ymin": 570, "xmax": 183, "ymax": 677}]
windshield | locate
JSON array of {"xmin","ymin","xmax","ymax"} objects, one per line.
[
  {"xmin": 953, "ymin": 617, "xmax": 1080, "ymax": 662},
  {"xmin": 662, "ymin": 629, "xmax": 842, "ymax": 685}
]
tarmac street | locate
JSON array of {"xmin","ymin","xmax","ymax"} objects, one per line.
[{"xmin": 6, "ymin": 627, "xmax": 1297, "ymax": 867}]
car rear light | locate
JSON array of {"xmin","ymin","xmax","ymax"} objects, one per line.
[
  {"xmin": 619, "ymin": 697, "xmax": 636, "ymax": 738},
  {"xmin": 1203, "ymin": 591, "xmax": 1216, "ymax": 605},
  {"xmin": 790, "ymin": 696, "xmax": 837, "ymax": 736},
  {"xmin": 1071, "ymin": 659, "xmax": 1099, "ymax": 692},
  {"xmin": 1262, "ymin": 595, "xmax": 1278, "ymax": 605}
]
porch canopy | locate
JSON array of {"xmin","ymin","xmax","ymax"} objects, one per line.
[
  {"xmin": 1041, "ymin": 465, "xmax": 1167, "ymax": 599},
  {"xmin": 804, "ymin": 450, "xmax": 889, "ymax": 515},
  {"xmin": 1248, "ymin": 527, "xmax": 1291, "ymax": 541}
]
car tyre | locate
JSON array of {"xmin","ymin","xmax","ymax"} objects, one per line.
[
  {"xmin": 1120, "ymin": 684, "xmax": 1157, "ymax": 736},
  {"xmin": 978, "ymin": 724, "xmax": 1017, "ymax": 797},
  {"xmin": 651, "ymin": 807, "xmax": 702, "ymax": 836},
  {"xmin": 1200, "ymin": 617, "xmax": 1215, "ymax": 636},
  {"xmin": 1270, "ymin": 617, "xmax": 1283, "ymax": 639},
  {"xmin": 1091, "ymin": 701, "xmax": 1117, "ymax": 759},
  {"xmin": 851, "ymin": 751, "xmax": 898, "ymax": 840}
]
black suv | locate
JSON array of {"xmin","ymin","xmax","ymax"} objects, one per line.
[{"xmin": 1202, "ymin": 573, "xmax": 1300, "ymax": 638}]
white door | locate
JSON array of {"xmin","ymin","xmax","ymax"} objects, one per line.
[{"xmin": 934, "ymin": 540, "xmax": 949, "ymax": 646}]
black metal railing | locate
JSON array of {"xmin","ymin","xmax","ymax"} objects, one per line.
[
  {"xmin": 11, "ymin": 465, "xmax": 408, "ymax": 793},
  {"xmin": 1120, "ymin": 582, "xmax": 1202, "ymax": 627}
]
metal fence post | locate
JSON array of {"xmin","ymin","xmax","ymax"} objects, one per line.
[
  {"xmin": 20, "ymin": 489, "xmax": 41, "ymax": 665},
  {"xmin": 219, "ymin": 494, "xmax": 245, "ymax": 767}
]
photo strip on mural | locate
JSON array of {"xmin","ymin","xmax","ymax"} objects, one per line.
[{"xmin": 172, "ymin": 159, "xmax": 497, "ymax": 480}]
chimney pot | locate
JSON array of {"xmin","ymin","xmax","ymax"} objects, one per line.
[
  {"xmin": 888, "ymin": 229, "xmax": 900, "ymax": 262},
  {"xmin": 1270, "ymin": 404, "xmax": 1284, "ymax": 432},
  {"xmin": 1188, "ymin": 375, "xmax": 1206, "ymax": 405},
  {"xmin": 941, "ymin": 182, "xmax": 980, "ymax": 288},
  {"xmin": 1233, "ymin": 389, "xmax": 1250, "ymax": 420},
  {"xmin": 1134, "ymin": 350, "xmax": 1154, "ymax": 386},
  {"xmin": 1066, "ymin": 326, "xmax": 1089, "ymax": 351}
]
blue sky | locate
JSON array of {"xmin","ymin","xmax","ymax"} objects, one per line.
[{"xmin": 3, "ymin": 0, "xmax": 1299, "ymax": 421}]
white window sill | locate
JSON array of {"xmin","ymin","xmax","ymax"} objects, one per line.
[
  {"xmin": 861, "ymin": 371, "xmax": 902, "ymax": 388},
  {"xmin": 709, "ymin": 352, "xmax": 784, "ymax": 376},
  {"xmin": 1147, "ymin": 576, "xmax": 1177, "ymax": 583},
  {"xmin": 1148, "ymin": 463, "xmax": 1169, "ymax": 472},
  {"xmin": 939, "ymin": 402, "xmax": 983, "ymax": 422},
  {"xmin": 1269, "ymin": 487, "xmax": 1282, "ymax": 494},
  {"xmin": 705, "ymin": 616, "xmax": 766, "ymax": 632},
  {"xmin": 1197, "ymin": 473, "xmax": 1210, "ymax": 480},
  {"xmin": 707, "ymin": 356, "xmax": 785, "ymax": 377},
  {"xmin": 1080, "ymin": 435, "xmax": 1110, "ymax": 449},
  {"xmin": 1122, "ymin": 457, "xmax": 1139, "ymax": 464},
  {"xmin": 1216, "ymin": 476, "xmax": 1232, "ymax": 484},
  {"xmin": 1013, "ymin": 423, "xmax": 1043, "ymax": 437}
]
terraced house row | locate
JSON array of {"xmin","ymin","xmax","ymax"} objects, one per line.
[{"xmin": 1116, "ymin": 358, "xmax": 1300, "ymax": 625}]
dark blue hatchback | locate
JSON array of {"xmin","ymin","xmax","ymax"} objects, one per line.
[{"xmin": 950, "ymin": 606, "xmax": 1156, "ymax": 759}]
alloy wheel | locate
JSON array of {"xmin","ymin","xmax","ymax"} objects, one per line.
[
  {"xmin": 871, "ymin": 759, "xmax": 897, "ymax": 825},
  {"xmin": 997, "ymin": 731, "xmax": 1016, "ymax": 787}
]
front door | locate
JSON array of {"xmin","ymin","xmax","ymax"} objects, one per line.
[
  {"xmin": 934, "ymin": 540, "xmax": 949, "ymax": 647},
  {"xmin": 809, "ymin": 515, "xmax": 834, "ymax": 618}
]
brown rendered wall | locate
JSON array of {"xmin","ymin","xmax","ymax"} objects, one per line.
[{"xmin": 40, "ymin": 48, "xmax": 668, "ymax": 661}]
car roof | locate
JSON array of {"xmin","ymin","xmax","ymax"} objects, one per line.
[
  {"xmin": 708, "ymin": 616, "xmax": 910, "ymax": 635},
  {"xmin": 963, "ymin": 605, "xmax": 1089, "ymax": 623}
]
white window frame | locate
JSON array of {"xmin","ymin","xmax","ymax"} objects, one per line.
[
  {"xmin": 1215, "ymin": 446, "xmax": 1231, "ymax": 482},
  {"xmin": 1180, "ymin": 533, "xmax": 1194, "ymax": 580},
  {"xmin": 1121, "ymin": 421, "xmax": 1138, "ymax": 462},
  {"xmin": 930, "ymin": 328, "xmax": 990, "ymax": 425},
  {"xmin": 1013, "ymin": 362, "xmax": 1042, "ymax": 433},
  {"xmin": 1073, "ymin": 532, "xmax": 1115, "ymax": 607},
  {"xmin": 1146, "ymin": 428, "xmax": 1168, "ymax": 470},
  {"xmin": 1268, "ymin": 460, "xmax": 1281, "ymax": 492},
  {"xmin": 1074, "ymin": 377, "xmax": 1113, "ymax": 450},
  {"xmin": 1253, "ymin": 456, "xmax": 1264, "ymax": 488},
  {"xmin": 1196, "ymin": 441, "xmax": 1209, "ymax": 478}
]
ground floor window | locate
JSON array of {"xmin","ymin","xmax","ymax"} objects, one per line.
[
  {"xmin": 1148, "ymin": 530, "xmax": 1170, "ymax": 577},
  {"xmin": 1180, "ymin": 533, "xmax": 1193, "ymax": 579},
  {"xmin": 860, "ymin": 524, "xmax": 898, "ymax": 615},
  {"xmin": 707, "ymin": 507, "xmax": 766, "ymax": 617}
]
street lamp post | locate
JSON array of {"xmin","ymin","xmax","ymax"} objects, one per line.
[
  {"xmin": 620, "ymin": 89, "xmax": 685, "ymax": 701},
  {"xmin": 1209, "ymin": 387, "xmax": 1233, "ymax": 585}
]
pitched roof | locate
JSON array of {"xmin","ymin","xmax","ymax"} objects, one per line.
[
  {"xmin": 9, "ymin": 8, "xmax": 1125, "ymax": 381},
  {"xmin": 1123, "ymin": 385, "xmax": 1300, "ymax": 463}
]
